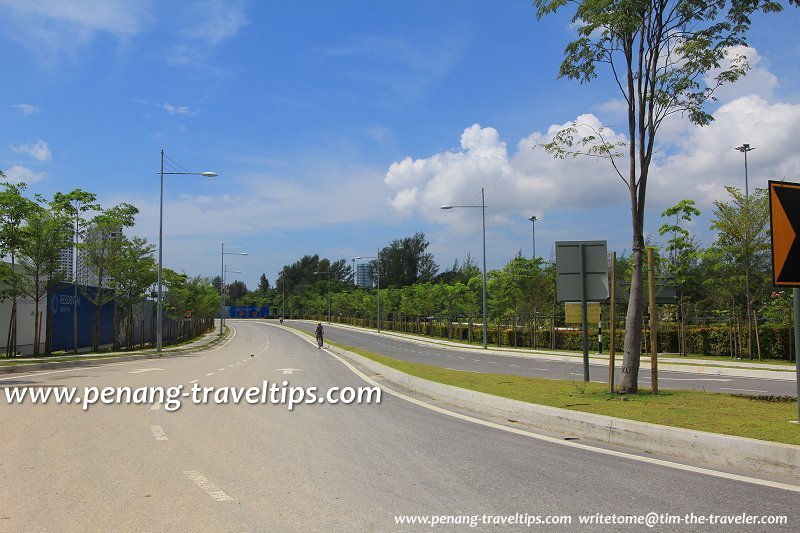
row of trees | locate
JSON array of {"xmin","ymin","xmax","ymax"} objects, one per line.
[
  {"xmin": 0, "ymin": 177, "xmax": 219, "ymax": 356},
  {"xmin": 221, "ymin": 186, "xmax": 781, "ymax": 361}
]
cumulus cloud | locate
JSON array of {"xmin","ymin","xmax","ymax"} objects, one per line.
[
  {"xmin": 11, "ymin": 140, "xmax": 52, "ymax": 161},
  {"xmin": 10, "ymin": 103, "xmax": 40, "ymax": 115},
  {"xmin": 2, "ymin": 165, "xmax": 47, "ymax": 183}
]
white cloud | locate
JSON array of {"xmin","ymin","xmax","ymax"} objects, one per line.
[
  {"xmin": 10, "ymin": 103, "xmax": 40, "ymax": 115},
  {"xmin": 2, "ymin": 165, "xmax": 47, "ymax": 183},
  {"xmin": 0, "ymin": 0, "xmax": 152, "ymax": 64},
  {"xmin": 166, "ymin": 0, "xmax": 248, "ymax": 68},
  {"xmin": 11, "ymin": 140, "xmax": 52, "ymax": 162},
  {"xmin": 159, "ymin": 103, "xmax": 194, "ymax": 116},
  {"xmin": 705, "ymin": 46, "xmax": 778, "ymax": 103}
]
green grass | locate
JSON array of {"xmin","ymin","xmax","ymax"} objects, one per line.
[{"xmin": 329, "ymin": 340, "xmax": 800, "ymax": 446}]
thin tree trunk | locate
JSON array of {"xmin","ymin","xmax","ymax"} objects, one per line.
[
  {"xmin": 619, "ymin": 239, "xmax": 644, "ymax": 394},
  {"xmin": 753, "ymin": 310, "xmax": 762, "ymax": 361}
]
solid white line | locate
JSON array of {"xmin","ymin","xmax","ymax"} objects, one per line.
[
  {"xmin": 183, "ymin": 470, "xmax": 233, "ymax": 501},
  {"xmin": 319, "ymin": 345, "xmax": 800, "ymax": 494},
  {"xmin": 150, "ymin": 425, "xmax": 167, "ymax": 440},
  {"xmin": 720, "ymin": 387, "xmax": 771, "ymax": 394}
]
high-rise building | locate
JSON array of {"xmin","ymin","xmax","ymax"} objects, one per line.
[
  {"xmin": 57, "ymin": 247, "xmax": 74, "ymax": 281},
  {"xmin": 355, "ymin": 263, "xmax": 375, "ymax": 289},
  {"xmin": 77, "ymin": 225, "xmax": 122, "ymax": 288}
]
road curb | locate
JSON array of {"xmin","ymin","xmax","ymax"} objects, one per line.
[
  {"xmin": 333, "ymin": 345, "xmax": 800, "ymax": 480},
  {"xmin": 0, "ymin": 329, "xmax": 225, "ymax": 375}
]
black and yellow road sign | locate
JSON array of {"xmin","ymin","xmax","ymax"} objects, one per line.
[{"xmin": 769, "ymin": 180, "xmax": 800, "ymax": 287}]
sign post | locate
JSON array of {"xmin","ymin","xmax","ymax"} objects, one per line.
[
  {"xmin": 556, "ymin": 241, "xmax": 608, "ymax": 382},
  {"xmin": 768, "ymin": 180, "xmax": 800, "ymax": 422}
]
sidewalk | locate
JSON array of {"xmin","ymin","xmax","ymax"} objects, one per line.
[
  {"xmin": 0, "ymin": 322, "xmax": 227, "ymax": 375},
  {"xmin": 319, "ymin": 321, "xmax": 798, "ymax": 381}
]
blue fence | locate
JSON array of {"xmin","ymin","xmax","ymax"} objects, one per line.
[
  {"xmin": 49, "ymin": 284, "xmax": 115, "ymax": 351},
  {"xmin": 225, "ymin": 306, "xmax": 270, "ymax": 318}
]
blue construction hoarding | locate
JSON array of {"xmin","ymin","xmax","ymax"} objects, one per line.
[
  {"xmin": 225, "ymin": 306, "xmax": 270, "ymax": 318},
  {"xmin": 49, "ymin": 284, "xmax": 115, "ymax": 351}
]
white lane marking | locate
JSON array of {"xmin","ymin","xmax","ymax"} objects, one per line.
[
  {"xmin": 183, "ymin": 471, "xmax": 234, "ymax": 501},
  {"xmin": 130, "ymin": 368, "xmax": 163, "ymax": 374},
  {"xmin": 508, "ymin": 364, "xmax": 520, "ymax": 368},
  {"xmin": 658, "ymin": 377, "xmax": 733, "ymax": 382},
  {"xmin": 720, "ymin": 387, "xmax": 771, "ymax": 394},
  {"xmin": 150, "ymin": 425, "xmax": 167, "ymax": 440},
  {"xmin": 151, "ymin": 403, "xmax": 162, "ymax": 411},
  {"xmin": 189, "ymin": 379, "xmax": 199, "ymax": 384},
  {"xmin": 206, "ymin": 373, "xmax": 214, "ymax": 377},
  {"xmin": 318, "ymin": 343, "xmax": 800, "ymax": 494},
  {"xmin": 277, "ymin": 368, "xmax": 303, "ymax": 375}
]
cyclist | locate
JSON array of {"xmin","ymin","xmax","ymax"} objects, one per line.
[{"xmin": 315, "ymin": 322, "xmax": 324, "ymax": 348}]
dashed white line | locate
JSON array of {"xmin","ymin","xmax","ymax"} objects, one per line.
[
  {"xmin": 151, "ymin": 425, "xmax": 168, "ymax": 440},
  {"xmin": 218, "ymin": 368, "xmax": 226, "ymax": 371},
  {"xmin": 206, "ymin": 373, "xmax": 214, "ymax": 377},
  {"xmin": 189, "ymin": 379, "xmax": 199, "ymax": 384},
  {"xmin": 151, "ymin": 403, "xmax": 162, "ymax": 411},
  {"xmin": 183, "ymin": 470, "xmax": 234, "ymax": 501},
  {"xmin": 508, "ymin": 364, "xmax": 520, "ymax": 368}
]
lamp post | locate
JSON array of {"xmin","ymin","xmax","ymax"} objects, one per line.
[
  {"xmin": 314, "ymin": 269, "xmax": 331, "ymax": 323},
  {"xmin": 281, "ymin": 267, "xmax": 286, "ymax": 319},
  {"xmin": 735, "ymin": 143, "xmax": 756, "ymax": 359},
  {"xmin": 157, "ymin": 149, "xmax": 217, "ymax": 353},
  {"xmin": 528, "ymin": 215, "xmax": 538, "ymax": 260},
  {"xmin": 355, "ymin": 253, "xmax": 381, "ymax": 333},
  {"xmin": 735, "ymin": 144, "xmax": 755, "ymax": 199},
  {"xmin": 441, "ymin": 187, "xmax": 488, "ymax": 349},
  {"xmin": 219, "ymin": 243, "xmax": 247, "ymax": 335}
]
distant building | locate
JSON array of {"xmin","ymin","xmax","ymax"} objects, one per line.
[
  {"xmin": 57, "ymin": 247, "xmax": 74, "ymax": 281},
  {"xmin": 77, "ymin": 225, "xmax": 123, "ymax": 289},
  {"xmin": 355, "ymin": 263, "xmax": 375, "ymax": 289}
]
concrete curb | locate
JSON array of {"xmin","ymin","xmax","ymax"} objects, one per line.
[
  {"xmin": 321, "ymin": 321, "xmax": 797, "ymax": 382},
  {"xmin": 0, "ymin": 329, "xmax": 225, "ymax": 375},
  {"xmin": 332, "ymin": 345, "xmax": 800, "ymax": 479}
]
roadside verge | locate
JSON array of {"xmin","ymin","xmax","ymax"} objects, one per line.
[{"xmin": 0, "ymin": 327, "xmax": 229, "ymax": 375}]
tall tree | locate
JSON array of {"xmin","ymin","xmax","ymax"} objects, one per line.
[
  {"xmin": 108, "ymin": 236, "xmax": 157, "ymax": 350},
  {"xmin": 81, "ymin": 202, "xmax": 138, "ymax": 351},
  {"xmin": 257, "ymin": 273, "xmax": 270, "ymax": 295},
  {"xmin": 380, "ymin": 232, "xmax": 439, "ymax": 288},
  {"xmin": 0, "ymin": 181, "xmax": 36, "ymax": 356},
  {"xmin": 535, "ymin": 0, "xmax": 782, "ymax": 392},
  {"xmin": 710, "ymin": 186, "xmax": 770, "ymax": 359},
  {"xmin": 51, "ymin": 188, "xmax": 99, "ymax": 353},
  {"xmin": 18, "ymin": 204, "xmax": 72, "ymax": 355},
  {"xmin": 659, "ymin": 199, "xmax": 702, "ymax": 356}
]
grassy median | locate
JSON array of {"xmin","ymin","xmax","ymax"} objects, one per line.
[{"xmin": 333, "ymin": 342, "xmax": 800, "ymax": 446}]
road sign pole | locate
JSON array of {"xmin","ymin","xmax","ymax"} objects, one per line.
[
  {"xmin": 794, "ymin": 288, "xmax": 800, "ymax": 422},
  {"xmin": 609, "ymin": 251, "xmax": 616, "ymax": 393},
  {"xmin": 580, "ymin": 243, "xmax": 590, "ymax": 382},
  {"xmin": 648, "ymin": 248, "xmax": 659, "ymax": 395}
]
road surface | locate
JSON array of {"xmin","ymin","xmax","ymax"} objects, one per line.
[{"xmin": 1, "ymin": 319, "xmax": 796, "ymax": 531}]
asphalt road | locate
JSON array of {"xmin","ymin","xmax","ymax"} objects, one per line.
[
  {"xmin": 290, "ymin": 320, "xmax": 797, "ymax": 397},
  {"xmin": 1, "ymin": 320, "xmax": 797, "ymax": 531}
]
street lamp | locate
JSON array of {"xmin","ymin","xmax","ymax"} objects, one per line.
[
  {"xmin": 219, "ymin": 243, "xmax": 247, "ymax": 335},
  {"xmin": 314, "ymin": 269, "xmax": 331, "ymax": 323},
  {"xmin": 735, "ymin": 143, "xmax": 755, "ymax": 198},
  {"xmin": 735, "ymin": 143, "xmax": 756, "ymax": 359},
  {"xmin": 528, "ymin": 215, "xmax": 538, "ymax": 260},
  {"xmin": 441, "ymin": 187, "xmax": 488, "ymax": 349},
  {"xmin": 355, "ymin": 253, "xmax": 381, "ymax": 333},
  {"xmin": 157, "ymin": 149, "xmax": 217, "ymax": 353}
]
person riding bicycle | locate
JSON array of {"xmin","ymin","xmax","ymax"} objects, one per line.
[{"xmin": 315, "ymin": 322, "xmax": 324, "ymax": 347}]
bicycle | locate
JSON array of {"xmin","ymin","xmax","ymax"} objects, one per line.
[{"xmin": 316, "ymin": 332, "xmax": 323, "ymax": 348}]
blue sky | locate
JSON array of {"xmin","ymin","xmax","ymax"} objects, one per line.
[{"xmin": 2, "ymin": 1, "xmax": 800, "ymax": 289}]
